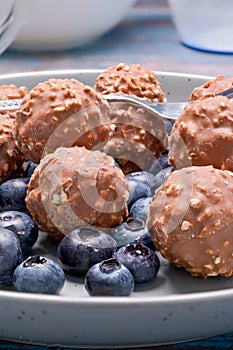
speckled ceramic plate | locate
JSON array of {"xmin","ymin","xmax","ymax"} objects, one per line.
[{"xmin": 0, "ymin": 70, "xmax": 232, "ymax": 348}]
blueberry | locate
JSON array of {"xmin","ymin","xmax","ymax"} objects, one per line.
[
  {"xmin": 129, "ymin": 197, "xmax": 152, "ymax": 223},
  {"xmin": 149, "ymin": 153, "xmax": 169, "ymax": 176},
  {"xmin": 0, "ymin": 211, "xmax": 38, "ymax": 255},
  {"xmin": 57, "ymin": 225, "xmax": 118, "ymax": 275},
  {"xmin": 13, "ymin": 255, "xmax": 65, "ymax": 294},
  {"xmin": 22, "ymin": 161, "xmax": 38, "ymax": 178},
  {"xmin": 109, "ymin": 217, "xmax": 155, "ymax": 250},
  {"xmin": 84, "ymin": 258, "xmax": 134, "ymax": 296},
  {"xmin": 126, "ymin": 171, "xmax": 157, "ymax": 194},
  {"xmin": 0, "ymin": 178, "xmax": 29, "ymax": 213},
  {"xmin": 115, "ymin": 243, "xmax": 160, "ymax": 284},
  {"xmin": 127, "ymin": 179, "xmax": 151, "ymax": 208},
  {"xmin": 153, "ymin": 166, "xmax": 173, "ymax": 191},
  {"xmin": 0, "ymin": 228, "xmax": 23, "ymax": 285}
]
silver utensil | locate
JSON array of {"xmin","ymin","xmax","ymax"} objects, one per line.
[{"xmin": 0, "ymin": 87, "xmax": 233, "ymax": 122}]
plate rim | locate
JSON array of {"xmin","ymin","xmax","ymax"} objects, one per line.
[{"xmin": 0, "ymin": 68, "xmax": 214, "ymax": 82}]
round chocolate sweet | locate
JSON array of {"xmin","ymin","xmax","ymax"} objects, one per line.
[
  {"xmin": 168, "ymin": 95, "xmax": 233, "ymax": 171},
  {"xmin": 0, "ymin": 84, "xmax": 28, "ymax": 118},
  {"xmin": 189, "ymin": 75, "xmax": 233, "ymax": 101},
  {"xmin": 99, "ymin": 104, "xmax": 168, "ymax": 173},
  {"xmin": 147, "ymin": 165, "xmax": 233, "ymax": 278},
  {"xmin": 94, "ymin": 63, "xmax": 168, "ymax": 173},
  {"xmin": 95, "ymin": 62, "xmax": 166, "ymax": 102},
  {"xmin": 26, "ymin": 146, "xmax": 129, "ymax": 240},
  {"xmin": 0, "ymin": 113, "xmax": 24, "ymax": 183},
  {"xmin": 15, "ymin": 78, "xmax": 111, "ymax": 164}
]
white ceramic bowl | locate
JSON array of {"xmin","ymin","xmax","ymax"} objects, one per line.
[
  {"xmin": 7, "ymin": 0, "xmax": 136, "ymax": 51},
  {"xmin": 168, "ymin": 0, "xmax": 233, "ymax": 53}
]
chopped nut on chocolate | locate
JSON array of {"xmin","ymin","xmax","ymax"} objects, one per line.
[{"xmin": 147, "ymin": 165, "xmax": 233, "ymax": 278}]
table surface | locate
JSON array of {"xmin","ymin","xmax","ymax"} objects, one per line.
[{"xmin": 0, "ymin": 1, "xmax": 233, "ymax": 349}]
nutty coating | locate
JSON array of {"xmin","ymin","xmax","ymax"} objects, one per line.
[
  {"xmin": 15, "ymin": 78, "xmax": 111, "ymax": 164},
  {"xmin": 0, "ymin": 113, "xmax": 24, "ymax": 183},
  {"xmin": 26, "ymin": 146, "xmax": 129, "ymax": 240},
  {"xmin": 189, "ymin": 75, "xmax": 233, "ymax": 101},
  {"xmin": 0, "ymin": 84, "xmax": 27, "ymax": 182},
  {"xmin": 147, "ymin": 166, "xmax": 233, "ymax": 278},
  {"xmin": 95, "ymin": 62, "xmax": 166, "ymax": 102},
  {"xmin": 0, "ymin": 84, "xmax": 28, "ymax": 118},
  {"xmin": 99, "ymin": 104, "xmax": 168, "ymax": 173},
  {"xmin": 94, "ymin": 63, "xmax": 168, "ymax": 173},
  {"xmin": 169, "ymin": 95, "xmax": 233, "ymax": 171}
]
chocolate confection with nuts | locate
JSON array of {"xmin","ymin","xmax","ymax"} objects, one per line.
[
  {"xmin": 189, "ymin": 75, "xmax": 233, "ymax": 101},
  {"xmin": 26, "ymin": 146, "xmax": 130, "ymax": 240},
  {"xmin": 0, "ymin": 84, "xmax": 28, "ymax": 183},
  {"xmin": 168, "ymin": 95, "xmax": 233, "ymax": 171},
  {"xmin": 15, "ymin": 78, "xmax": 111, "ymax": 164},
  {"xmin": 95, "ymin": 62, "xmax": 166, "ymax": 102},
  {"xmin": 147, "ymin": 165, "xmax": 233, "ymax": 278},
  {"xmin": 94, "ymin": 63, "xmax": 168, "ymax": 173}
]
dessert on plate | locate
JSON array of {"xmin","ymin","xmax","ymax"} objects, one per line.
[
  {"xmin": 26, "ymin": 146, "xmax": 129, "ymax": 240},
  {"xmin": 147, "ymin": 165, "xmax": 233, "ymax": 278}
]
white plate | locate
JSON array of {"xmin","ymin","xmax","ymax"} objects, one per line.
[{"xmin": 0, "ymin": 69, "xmax": 232, "ymax": 348}]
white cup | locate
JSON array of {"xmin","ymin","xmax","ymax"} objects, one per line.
[{"xmin": 168, "ymin": 0, "xmax": 233, "ymax": 53}]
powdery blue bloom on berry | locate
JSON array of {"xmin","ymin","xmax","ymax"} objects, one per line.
[
  {"xmin": 57, "ymin": 225, "xmax": 117, "ymax": 275},
  {"xmin": 0, "ymin": 228, "xmax": 23, "ymax": 285},
  {"xmin": 115, "ymin": 243, "xmax": 160, "ymax": 284},
  {"xmin": 13, "ymin": 255, "xmax": 65, "ymax": 294},
  {"xmin": 0, "ymin": 211, "xmax": 38, "ymax": 255},
  {"xmin": 85, "ymin": 258, "xmax": 134, "ymax": 296}
]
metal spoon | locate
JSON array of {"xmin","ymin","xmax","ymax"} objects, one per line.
[{"xmin": 0, "ymin": 87, "xmax": 233, "ymax": 122}]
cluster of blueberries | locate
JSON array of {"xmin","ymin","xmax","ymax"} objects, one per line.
[{"xmin": 0, "ymin": 150, "xmax": 173, "ymax": 296}]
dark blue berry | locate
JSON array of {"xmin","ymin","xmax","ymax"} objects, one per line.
[
  {"xmin": 153, "ymin": 166, "xmax": 173, "ymax": 191},
  {"xmin": 127, "ymin": 179, "xmax": 151, "ymax": 208},
  {"xmin": 129, "ymin": 197, "xmax": 152, "ymax": 223},
  {"xmin": 57, "ymin": 225, "xmax": 118, "ymax": 275},
  {"xmin": 13, "ymin": 255, "xmax": 65, "ymax": 294},
  {"xmin": 0, "ymin": 228, "xmax": 23, "ymax": 285},
  {"xmin": 22, "ymin": 161, "xmax": 38, "ymax": 178},
  {"xmin": 115, "ymin": 243, "xmax": 160, "ymax": 284},
  {"xmin": 126, "ymin": 171, "xmax": 157, "ymax": 194},
  {"xmin": 109, "ymin": 217, "xmax": 155, "ymax": 250},
  {"xmin": 0, "ymin": 211, "xmax": 38, "ymax": 255},
  {"xmin": 149, "ymin": 153, "xmax": 169, "ymax": 176},
  {"xmin": 84, "ymin": 258, "xmax": 134, "ymax": 296},
  {"xmin": 0, "ymin": 178, "xmax": 29, "ymax": 213}
]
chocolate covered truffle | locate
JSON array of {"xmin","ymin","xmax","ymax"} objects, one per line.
[
  {"xmin": 147, "ymin": 165, "xmax": 233, "ymax": 278},
  {"xmin": 169, "ymin": 95, "xmax": 233, "ymax": 171},
  {"xmin": 0, "ymin": 84, "xmax": 28, "ymax": 118},
  {"xmin": 0, "ymin": 84, "xmax": 27, "ymax": 182},
  {"xmin": 15, "ymin": 78, "xmax": 111, "ymax": 164},
  {"xmin": 100, "ymin": 104, "xmax": 168, "ymax": 173},
  {"xmin": 0, "ymin": 113, "xmax": 24, "ymax": 183},
  {"xmin": 189, "ymin": 75, "xmax": 233, "ymax": 101},
  {"xmin": 94, "ymin": 63, "xmax": 168, "ymax": 173},
  {"xmin": 95, "ymin": 62, "xmax": 166, "ymax": 102},
  {"xmin": 26, "ymin": 146, "xmax": 129, "ymax": 240}
]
